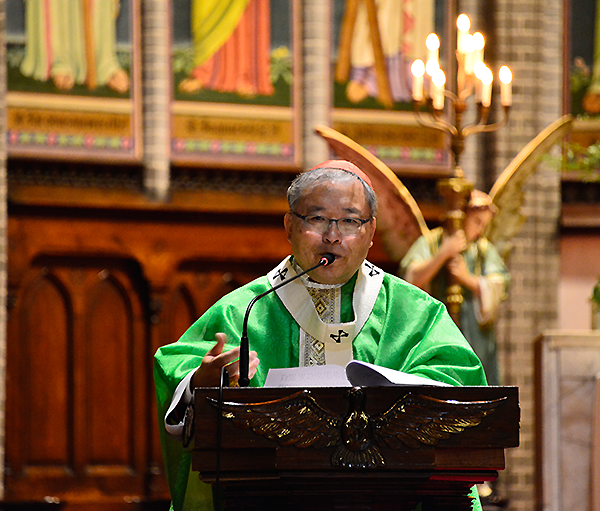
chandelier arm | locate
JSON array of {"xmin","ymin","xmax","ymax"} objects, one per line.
[
  {"xmin": 458, "ymin": 82, "xmax": 475, "ymax": 101},
  {"xmin": 462, "ymin": 109, "xmax": 509, "ymax": 137},
  {"xmin": 461, "ymin": 117, "xmax": 489, "ymax": 137},
  {"xmin": 477, "ymin": 105, "xmax": 491, "ymax": 125},
  {"xmin": 445, "ymin": 90, "xmax": 459, "ymax": 103},
  {"xmin": 415, "ymin": 115, "xmax": 458, "ymax": 137},
  {"xmin": 413, "ymin": 103, "xmax": 458, "ymax": 136}
]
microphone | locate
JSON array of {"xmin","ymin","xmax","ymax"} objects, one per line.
[{"xmin": 238, "ymin": 253, "xmax": 335, "ymax": 387}]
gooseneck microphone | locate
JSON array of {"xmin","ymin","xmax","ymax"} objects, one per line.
[{"xmin": 238, "ymin": 253, "xmax": 335, "ymax": 387}]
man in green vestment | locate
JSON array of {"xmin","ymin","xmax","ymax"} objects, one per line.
[{"xmin": 154, "ymin": 160, "xmax": 487, "ymax": 511}]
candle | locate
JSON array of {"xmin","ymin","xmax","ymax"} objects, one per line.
[
  {"xmin": 499, "ymin": 65, "xmax": 513, "ymax": 106},
  {"xmin": 472, "ymin": 32, "xmax": 485, "ymax": 67},
  {"xmin": 425, "ymin": 33, "xmax": 440, "ymax": 85},
  {"xmin": 427, "ymin": 57, "xmax": 440, "ymax": 99},
  {"xmin": 463, "ymin": 34, "xmax": 474, "ymax": 75},
  {"xmin": 411, "ymin": 59, "xmax": 425, "ymax": 101},
  {"xmin": 426, "ymin": 57, "xmax": 440, "ymax": 78},
  {"xmin": 457, "ymin": 14, "xmax": 471, "ymax": 54},
  {"xmin": 481, "ymin": 66, "xmax": 493, "ymax": 107},
  {"xmin": 426, "ymin": 33, "xmax": 440, "ymax": 66},
  {"xmin": 473, "ymin": 61, "xmax": 486, "ymax": 102},
  {"xmin": 432, "ymin": 69, "xmax": 446, "ymax": 110}
]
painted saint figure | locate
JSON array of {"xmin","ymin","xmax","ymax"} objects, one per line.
[
  {"xmin": 337, "ymin": 0, "xmax": 434, "ymax": 104},
  {"xmin": 178, "ymin": 0, "xmax": 274, "ymax": 97},
  {"xmin": 20, "ymin": 0, "xmax": 129, "ymax": 93}
]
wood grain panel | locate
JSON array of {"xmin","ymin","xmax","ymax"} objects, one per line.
[
  {"xmin": 166, "ymin": 282, "xmax": 198, "ymax": 345},
  {"xmin": 21, "ymin": 273, "xmax": 72, "ymax": 469},
  {"xmin": 86, "ymin": 275, "xmax": 135, "ymax": 467}
]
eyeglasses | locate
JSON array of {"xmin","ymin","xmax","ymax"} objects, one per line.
[{"xmin": 291, "ymin": 211, "xmax": 372, "ymax": 236}]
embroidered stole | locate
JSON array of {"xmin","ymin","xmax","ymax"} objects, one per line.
[{"xmin": 267, "ymin": 257, "xmax": 384, "ymax": 367}]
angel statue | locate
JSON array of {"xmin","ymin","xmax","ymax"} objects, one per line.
[
  {"xmin": 315, "ymin": 114, "xmax": 572, "ymax": 387},
  {"xmin": 400, "ymin": 189, "xmax": 507, "ymax": 385}
]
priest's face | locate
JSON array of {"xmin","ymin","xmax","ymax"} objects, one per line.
[{"xmin": 284, "ymin": 178, "xmax": 376, "ymax": 285}]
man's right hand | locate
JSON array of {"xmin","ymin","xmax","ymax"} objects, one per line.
[{"xmin": 192, "ymin": 333, "xmax": 260, "ymax": 387}]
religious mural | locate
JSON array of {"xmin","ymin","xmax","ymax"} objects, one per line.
[
  {"xmin": 331, "ymin": 0, "xmax": 450, "ymax": 175},
  {"xmin": 170, "ymin": 0, "xmax": 298, "ymax": 168},
  {"xmin": 5, "ymin": 0, "xmax": 141, "ymax": 161},
  {"xmin": 4, "ymin": 0, "xmax": 453, "ymax": 170}
]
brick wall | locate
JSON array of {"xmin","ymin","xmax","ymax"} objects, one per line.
[{"xmin": 487, "ymin": 1, "xmax": 563, "ymax": 511}]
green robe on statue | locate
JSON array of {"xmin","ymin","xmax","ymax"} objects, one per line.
[
  {"xmin": 401, "ymin": 228, "xmax": 510, "ymax": 386},
  {"xmin": 154, "ymin": 257, "xmax": 487, "ymax": 511}
]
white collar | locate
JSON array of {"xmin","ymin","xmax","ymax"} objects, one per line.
[{"xmin": 267, "ymin": 256, "xmax": 384, "ymax": 366}]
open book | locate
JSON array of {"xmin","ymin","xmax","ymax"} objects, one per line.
[{"xmin": 264, "ymin": 360, "xmax": 451, "ymax": 388}]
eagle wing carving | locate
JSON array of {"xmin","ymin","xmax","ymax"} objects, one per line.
[
  {"xmin": 208, "ymin": 390, "xmax": 342, "ymax": 449},
  {"xmin": 372, "ymin": 393, "xmax": 507, "ymax": 450},
  {"xmin": 207, "ymin": 389, "xmax": 506, "ymax": 469}
]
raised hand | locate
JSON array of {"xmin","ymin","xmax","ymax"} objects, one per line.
[{"xmin": 192, "ymin": 333, "xmax": 260, "ymax": 387}]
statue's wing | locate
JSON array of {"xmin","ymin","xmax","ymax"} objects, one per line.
[
  {"xmin": 487, "ymin": 115, "xmax": 573, "ymax": 260},
  {"xmin": 315, "ymin": 125, "xmax": 430, "ymax": 262},
  {"xmin": 208, "ymin": 390, "xmax": 342, "ymax": 448},
  {"xmin": 372, "ymin": 393, "xmax": 506, "ymax": 450}
]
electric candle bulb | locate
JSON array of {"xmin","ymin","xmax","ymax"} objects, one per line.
[
  {"xmin": 426, "ymin": 57, "xmax": 440, "ymax": 77},
  {"xmin": 411, "ymin": 59, "xmax": 425, "ymax": 101},
  {"xmin": 432, "ymin": 69, "xmax": 446, "ymax": 110},
  {"xmin": 457, "ymin": 14, "xmax": 471, "ymax": 31},
  {"xmin": 472, "ymin": 32, "xmax": 485, "ymax": 66},
  {"xmin": 481, "ymin": 66, "xmax": 493, "ymax": 107},
  {"xmin": 499, "ymin": 65, "xmax": 513, "ymax": 106},
  {"xmin": 457, "ymin": 14, "xmax": 471, "ymax": 54},
  {"xmin": 473, "ymin": 61, "xmax": 487, "ymax": 79},
  {"xmin": 473, "ymin": 61, "xmax": 487, "ymax": 101},
  {"xmin": 463, "ymin": 34, "xmax": 474, "ymax": 75},
  {"xmin": 427, "ymin": 58, "xmax": 440, "ymax": 98},
  {"xmin": 426, "ymin": 33, "xmax": 440, "ymax": 65}
]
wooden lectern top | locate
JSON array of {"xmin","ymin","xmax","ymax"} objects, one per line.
[{"xmin": 190, "ymin": 385, "xmax": 519, "ymax": 511}]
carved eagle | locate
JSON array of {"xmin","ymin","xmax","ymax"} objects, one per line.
[{"xmin": 208, "ymin": 388, "xmax": 505, "ymax": 469}]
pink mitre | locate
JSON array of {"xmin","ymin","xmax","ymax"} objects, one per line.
[{"xmin": 309, "ymin": 160, "xmax": 374, "ymax": 190}]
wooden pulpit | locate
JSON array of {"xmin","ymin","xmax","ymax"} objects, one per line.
[{"xmin": 189, "ymin": 385, "xmax": 519, "ymax": 511}]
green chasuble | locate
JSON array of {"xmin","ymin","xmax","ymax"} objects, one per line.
[{"xmin": 154, "ymin": 257, "xmax": 487, "ymax": 511}]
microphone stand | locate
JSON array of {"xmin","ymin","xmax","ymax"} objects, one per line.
[{"xmin": 238, "ymin": 254, "xmax": 334, "ymax": 387}]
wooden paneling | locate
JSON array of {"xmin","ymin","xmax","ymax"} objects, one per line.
[
  {"xmin": 5, "ymin": 192, "xmax": 290, "ymax": 507},
  {"xmin": 6, "ymin": 259, "xmax": 152, "ymax": 502},
  {"xmin": 20, "ymin": 274, "xmax": 71, "ymax": 470}
]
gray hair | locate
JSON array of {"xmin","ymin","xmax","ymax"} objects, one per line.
[{"xmin": 287, "ymin": 167, "xmax": 378, "ymax": 217}]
